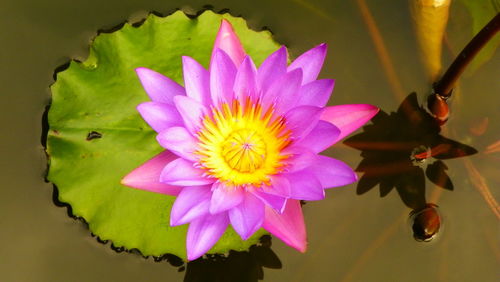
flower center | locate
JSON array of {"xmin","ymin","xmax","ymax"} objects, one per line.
[
  {"xmin": 195, "ymin": 99, "xmax": 291, "ymax": 187},
  {"xmin": 221, "ymin": 129, "xmax": 266, "ymax": 173}
]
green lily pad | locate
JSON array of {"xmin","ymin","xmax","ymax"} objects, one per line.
[{"xmin": 46, "ymin": 10, "xmax": 280, "ymax": 260}]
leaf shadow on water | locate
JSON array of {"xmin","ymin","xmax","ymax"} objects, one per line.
[
  {"xmin": 48, "ymin": 182, "xmax": 185, "ymax": 267},
  {"xmin": 47, "ymin": 180, "xmax": 282, "ymax": 280},
  {"xmin": 184, "ymin": 235, "xmax": 281, "ymax": 282},
  {"xmin": 344, "ymin": 93, "xmax": 478, "ymax": 211}
]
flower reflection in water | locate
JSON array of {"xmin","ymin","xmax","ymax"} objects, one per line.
[{"xmin": 344, "ymin": 93, "xmax": 477, "ymax": 241}]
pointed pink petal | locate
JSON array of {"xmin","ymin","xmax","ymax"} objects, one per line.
[
  {"xmin": 209, "ymin": 182, "xmax": 245, "ymax": 214},
  {"xmin": 173, "ymin": 95, "xmax": 208, "ymax": 135},
  {"xmin": 257, "ymin": 46, "xmax": 288, "ymax": 94},
  {"xmin": 156, "ymin": 127, "xmax": 199, "ymax": 162},
  {"xmin": 296, "ymin": 79, "xmax": 335, "ymax": 107},
  {"xmin": 310, "ymin": 155, "xmax": 357, "ymax": 188},
  {"xmin": 285, "ymin": 170, "xmax": 325, "ymax": 201},
  {"xmin": 233, "ymin": 56, "xmax": 258, "ymax": 103},
  {"xmin": 135, "ymin": 67, "xmax": 185, "ymax": 105},
  {"xmin": 121, "ymin": 151, "xmax": 182, "ymax": 196},
  {"xmin": 282, "ymin": 146, "xmax": 318, "ymax": 173},
  {"xmin": 182, "ymin": 56, "xmax": 211, "ymax": 106},
  {"xmin": 288, "ymin": 43, "xmax": 327, "ymax": 85},
  {"xmin": 228, "ymin": 193, "xmax": 265, "ymax": 240},
  {"xmin": 136, "ymin": 102, "xmax": 183, "ymax": 133},
  {"xmin": 252, "ymin": 190, "xmax": 287, "ymax": 214},
  {"xmin": 298, "ymin": 120, "xmax": 340, "ymax": 153},
  {"xmin": 263, "ymin": 68, "xmax": 303, "ymax": 115},
  {"xmin": 321, "ymin": 104, "xmax": 379, "ymax": 143},
  {"xmin": 210, "ymin": 49, "xmax": 237, "ymax": 105},
  {"xmin": 285, "ymin": 105, "xmax": 323, "ymax": 140},
  {"xmin": 262, "ymin": 199, "xmax": 306, "ymax": 252},
  {"xmin": 186, "ymin": 212, "xmax": 229, "ymax": 261},
  {"xmin": 170, "ymin": 185, "xmax": 211, "ymax": 226},
  {"xmin": 160, "ymin": 158, "xmax": 214, "ymax": 186},
  {"xmin": 211, "ymin": 19, "xmax": 246, "ymax": 67}
]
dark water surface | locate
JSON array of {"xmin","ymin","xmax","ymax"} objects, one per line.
[{"xmin": 1, "ymin": 0, "xmax": 498, "ymax": 281}]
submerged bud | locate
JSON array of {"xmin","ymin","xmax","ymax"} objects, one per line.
[
  {"xmin": 410, "ymin": 203, "xmax": 441, "ymax": 242},
  {"xmin": 427, "ymin": 94, "xmax": 449, "ymax": 125}
]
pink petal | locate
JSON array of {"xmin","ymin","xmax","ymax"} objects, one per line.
[
  {"xmin": 156, "ymin": 127, "xmax": 199, "ymax": 162},
  {"xmin": 159, "ymin": 158, "xmax": 214, "ymax": 186},
  {"xmin": 182, "ymin": 56, "xmax": 211, "ymax": 106},
  {"xmin": 282, "ymin": 146, "xmax": 318, "ymax": 173},
  {"xmin": 186, "ymin": 213, "xmax": 229, "ymax": 261},
  {"xmin": 267, "ymin": 175, "xmax": 291, "ymax": 198},
  {"xmin": 135, "ymin": 67, "xmax": 185, "ymax": 105},
  {"xmin": 285, "ymin": 170, "xmax": 325, "ymax": 201},
  {"xmin": 209, "ymin": 182, "xmax": 245, "ymax": 214},
  {"xmin": 121, "ymin": 151, "xmax": 182, "ymax": 196},
  {"xmin": 211, "ymin": 19, "xmax": 246, "ymax": 67},
  {"xmin": 210, "ymin": 49, "xmax": 237, "ymax": 105},
  {"xmin": 233, "ymin": 56, "xmax": 258, "ymax": 103},
  {"xmin": 309, "ymin": 155, "xmax": 357, "ymax": 188},
  {"xmin": 296, "ymin": 79, "xmax": 335, "ymax": 107},
  {"xmin": 288, "ymin": 43, "xmax": 327, "ymax": 85},
  {"xmin": 262, "ymin": 69, "xmax": 303, "ymax": 115},
  {"xmin": 136, "ymin": 102, "xmax": 183, "ymax": 133},
  {"xmin": 262, "ymin": 199, "xmax": 306, "ymax": 252},
  {"xmin": 257, "ymin": 46, "xmax": 288, "ymax": 94},
  {"xmin": 228, "ymin": 193, "xmax": 265, "ymax": 240},
  {"xmin": 173, "ymin": 95, "xmax": 208, "ymax": 135},
  {"xmin": 252, "ymin": 190, "xmax": 287, "ymax": 214},
  {"xmin": 170, "ymin": 185, "xmax": 211, "ymax": 226},
  {"xmin": 321, "ymin": 104, "xmax": 379, "ymax": 144},
  {"xmin": 298, "ymin": 120, "xmax": 341, "ymax": 153},
  {"xmin": 285, "ymin": 105, "xmax": 324, "ymax": 140}
]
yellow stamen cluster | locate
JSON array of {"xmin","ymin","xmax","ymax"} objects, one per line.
[{"xmin": 195, "ymin": 98, "xmax": 291, "ymax": 187}]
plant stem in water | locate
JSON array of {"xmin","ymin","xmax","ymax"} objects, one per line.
[{"xmin": 434, "ymin": 13, "xmax": 500, "ymax": 98}]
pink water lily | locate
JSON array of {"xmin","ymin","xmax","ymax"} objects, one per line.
[{"xmin": 122, "ymin": 19, "xmax": 378, "ymax": 261}]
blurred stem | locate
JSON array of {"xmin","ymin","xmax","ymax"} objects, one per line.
[
  {"xmin": 355, "ymin": 0, "xmax": 406, "ymax": 101},
  {"xmin": 434, "ymin": 13, "xmax": 500, "ymax": 98},
  {"xmin": 409, "ymin": 0, "xmax": 451, "ymax": 82}
]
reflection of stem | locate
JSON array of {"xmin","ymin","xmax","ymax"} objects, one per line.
[
  {"xmin": 355, "ymin": 0, "xmax": 406, "ymax": 102},
  {"xmin": 434, "ymin": 13, "xmax": 500, "ymax": 98},
  {"xmin": 482, "ymin": 225, "xmax": 500, "ymax": 261},
  {"xmin": 341, "ymin": 212, "xmax": 406, "ymax": 282},
  {"xmin": 293, "ymin": 208, "xmax": 360, "ymax": 282},
  {"xmin": 485, "ymin": 139, "xmax": 500, "ymax": 154},
  {"xmin": 463, "ymin": 158, "xmax": 500, "ymax": 219}
]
